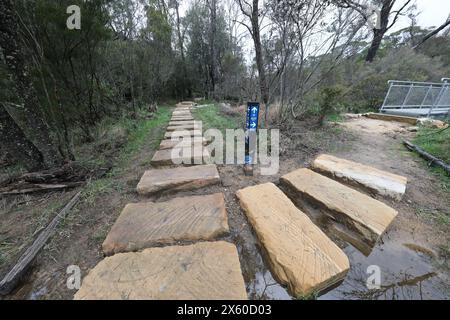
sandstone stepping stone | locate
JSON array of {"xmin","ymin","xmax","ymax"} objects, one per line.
[
  {"xmin": 75, "ymin": 241, "xmax": 247, "ymax": 300},
  {"xmin": 364, "ymin": 112, "xmax": 417, "ymax": 125},
  {"xmin": 175, "ymin": 105, "xmax": 191, "ymax": 109},
  {"xmin": 312, "ymin": 154, "xmax": 407, "ymax": 200},
  {"xmin": 172, "ymin": 110, "xmax": 192, "ymax": 114},
  {"xmin": 280, "ymin": 168, "xmax": 398, "ymax": 247},
  {"xmin": 173, "ymin": 111, "xmax": 192, "ymax": 115},
  {"xmin": 236, "ymin": 183, "xmax": 349, "ymax": 298},
  {"xmin": 166, "ymin": 124, "xmax": 200, "ymax": 132},
  {"xmin": 169, "ymin": 120, "xmax": 198, "ymax": 126},
  {"xmin": 164, "ymin": 130, "xmax": 202, "ymax": 139},
  {"xmin": 181, "ymin": 101, "xmax": 195, "ymax": 105},
  {"xmin": 172, "ymin": 115, "xmax": 192, "ymax": 120},
  {"xmin": 137, "ymin": 164, "xmax": 220, "ymax": 195},
  {"xmin": 172, "ymin": 116, "xmax": 194, "ymax": 121},
  {"xmin": 151, "ymin": 146, "xmax": 210, "ymax": 166},
  {"xmin": 102, "ymin": 193, "xmax": 229, "ymax": 255},
  {"xmin": 159, "ymin": 137, "xmax": 207, "ymax": 150}
]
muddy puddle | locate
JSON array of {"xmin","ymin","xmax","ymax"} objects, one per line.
[
  {"xmin": 236, "ymin": 211, "xmax": 449, "ymax": 300},
  {"xmin": 320, "ymin": 234, "xmax": 448, "ymax": 300}
]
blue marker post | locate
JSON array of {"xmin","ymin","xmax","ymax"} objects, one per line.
[{"xmin": 244, "ymin": 102, "xmax": 260, "ymax": 176}]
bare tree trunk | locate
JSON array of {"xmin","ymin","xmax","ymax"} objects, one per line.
[
  {"xmin": 366, "ymin": 27, "xmax": 386, "ymax": 62},
  {"xmin": 414, "ymin": 15, "xmax": 450, "ymax": 49},
  {"xmin": 365, "ymin": 0, "xmax": 412, "ymax": 62},
  {"xmin": 208, "ymin": 0, "xmax": 217, "ymax": 99},
  {"xmin": 0, "ymin": 103, "xmax": 44, "ymax": 171},
  {"xmin": 0, "ymin": 0, "xmax": 63, "ymax": 168},
  {"xmin": 175, "ymin": 0, "xmax": 190, "ymax": 98},
  {"xmin": 250, "ymin": 0, "xmax": 269, "ymax": 124}
]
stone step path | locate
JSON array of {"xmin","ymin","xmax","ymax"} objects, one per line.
[
  {"xmin": 312, "ymin": 154, "xmax": 407, "ymax": 200},
  {"xmin": 172, "ymin": 115, "xmax": 194, "ymax": 121},
  {"xmin": 75, "ymin": 103, "xmax": 248, "ymax": 300},
  {"xmin": 159, "ymin": 137, "xmax": 207, "ymax": 150},
  {"xmin": 102, "ymin": 193, "xmax": 229, "ymax": 255},
  {"xmin": 158, "ymin": 108, "xmax": 208, "ymax": 165},
  {"xmin": 166, "ymin": 124, "xmax": 200, "ymax": 131},
  {"xmin": 75, "ymin": 241, "xmax": 247, "ymax": 300},
  {"xmin": 150, "ymin": 146, "xmax": 210, "ymax": 167},
  {"xmin": 280, "ymin": 168, "xmax": 398, "ymax": 248},
  {"xmin": 164, "ymin": 129, "xmax": 202, "ymax": 139},
  {"xmin": 137, "ymin": 164, "xmax": 220, "ymax": 195},
  {"xmin": 236, "ymin": 183, "xmax": 350, "ymax": 298},
  {"xmin": 169, "ymin": 120, "xmax": 197, "ymax": 126}
]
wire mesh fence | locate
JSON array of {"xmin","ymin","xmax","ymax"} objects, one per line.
[{"xmin": 380, "ymin": 78, "xmax": 450, "ymax": 119}]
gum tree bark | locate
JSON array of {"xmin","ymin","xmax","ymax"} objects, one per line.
[
  {"xmin": 208, "ymin": 0, "xmax": 217, "ymax": 98},
  {"xmin": 0, "ymin": 0, "xmax": 63, "ymax": 168},
  {"xmin": 250, "ymin": 0, "xmax": 269, "ymax": 107},
  {"xmin": 334, "ymin": 0, "xmax": 412, "ymax": 63},
  {"xmin": 174, "ymin": 0, "xmax": 190, "ymax": 98},
  {"xmin": 237, "ymin": 0, "xmax": 270, "ymax": 125},
  {"xmin": 0, "ymin": 102, "xmax": 44, "ymax": 171}
]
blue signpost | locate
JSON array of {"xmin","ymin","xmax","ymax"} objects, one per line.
[{"xmin": 244, "ymin": 102, "xmax": 260, "ymax": 175}]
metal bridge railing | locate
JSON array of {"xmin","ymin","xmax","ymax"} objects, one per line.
[{"xmin": 380, "ymin": 79, "xmax": 450, "ymax": 118}]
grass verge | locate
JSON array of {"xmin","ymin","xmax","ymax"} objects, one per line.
[
  {"xmin": 413, "ymin": 127, "xmax": 450, "ymax": 203},
  {"xmin": 192, "ymin": 103, "xmax": 240, "ymax": 133},
  {"xmin": 81, "ymin": 106, "xmax": 172, "ymax": 203}
]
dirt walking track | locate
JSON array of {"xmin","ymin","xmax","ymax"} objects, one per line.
[
  {"xmin": 72, "ymin": 105, "xmax": 449, "ymax": 300},
  {"xmin": 4, "ymin": 105, "xmax": 449, "ymax": 300}
]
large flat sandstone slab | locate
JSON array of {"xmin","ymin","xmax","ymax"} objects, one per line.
[
  {"xmin": 172, "ymin": 110, "xmax": 192, "ymax": 115},
  {"xmin": 169, "ymin": 120, "xmax": 198, "ymax": 126},
  {"xmin": 164, "ymin": 130, "xmax": 202, "ymax": 139},
  {"xmin": 174, "ymin": 106, "xmax": 191, "ymax": 111},
  {"xmin": 102, "ymin": 193, "xmax": 229, "ymax": 255},
  {"xmin": 177, "ymin": 101, "xmax": 196, "ymax": 107},
  {"xmin": 166, "ymin": 124, "xmax": 200, "ymax": 132},
  {"xmin": 364, "ymin": 112, "xmax": 418, "ymax": 125},
  {"xmin": 159, "ymin": 137, "xmax": 207, "ymax": 150},
  {"xmin": 75, "ymin": 241, "xmax": 247, "ymax": 300},
  {"xmin": 236, "ymin": 183, "xmax": 349, "ymax": 298},
  {"xmin": 151, "ymin": 147, "xmax": 210, "ymax": 166},
  {"xmin": 172, "ymin": 116, "xmax": 194, "ymax": 121},
  {"xmin": 280, "ymin": 168, "xmax": 398, "ymax": 247},
  {"xmin": 312, "ymin": 154, "xmax": 407, "ymax": 200},
  {"xmin": 137, "ymin": 164, "xmax": 220, "ymax": 195}
]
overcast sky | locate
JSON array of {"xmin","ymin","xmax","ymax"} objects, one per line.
[{"xmin": 392, "ymin": 0, "xmax": 450, "ymax": 32}]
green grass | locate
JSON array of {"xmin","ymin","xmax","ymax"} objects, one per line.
[
  {"xmin": 192, "ymin": 103, "xmax": 240, "ymax": 133},
  {"xmin": 112, "ymin": 106, "xmax": 172, "ymax": 171},
  {"xmin": 326, "ymin": 113, "xmax": 344, "ymax": 122},
  {"xmin": 413, "ymin": 127, "xmax": 450, "ymax": 202},
  {"xmin": 440, "ymin": 245, "xmax": 450, "ymax": 259},
  {"xmin": 81, "ymin": 106, "xmax": 172, "ymax": 202},
  {"xmin": 0, "ymin": 196, "xmax": 67, "ymax": 270},
  {"xmin": 413, "ymin": 127, "xmax": 450, "ymax": 163},
  {"xmin": 416, "ymin": 207, "xmax": 450, "ymax": 227}
]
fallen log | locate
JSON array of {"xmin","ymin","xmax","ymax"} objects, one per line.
[
  {"xmin": 0, "ymin": 162, "xmax": 111, "ymax": 189},
  {"xmin": 0, "ymin": 191, "xmax": 82, "ymax": 295},
  {"xmin": 403, "ymin": 140, "xmax": 450, "ymax": 176},
  {"xmin": 0, "ymin": 182, "xmax": 84, "ymax": 196}
]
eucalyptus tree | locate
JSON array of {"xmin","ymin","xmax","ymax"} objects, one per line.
[{"xmin": 334, "ymin": 0, "xmax": 415, "ymax": 62}]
